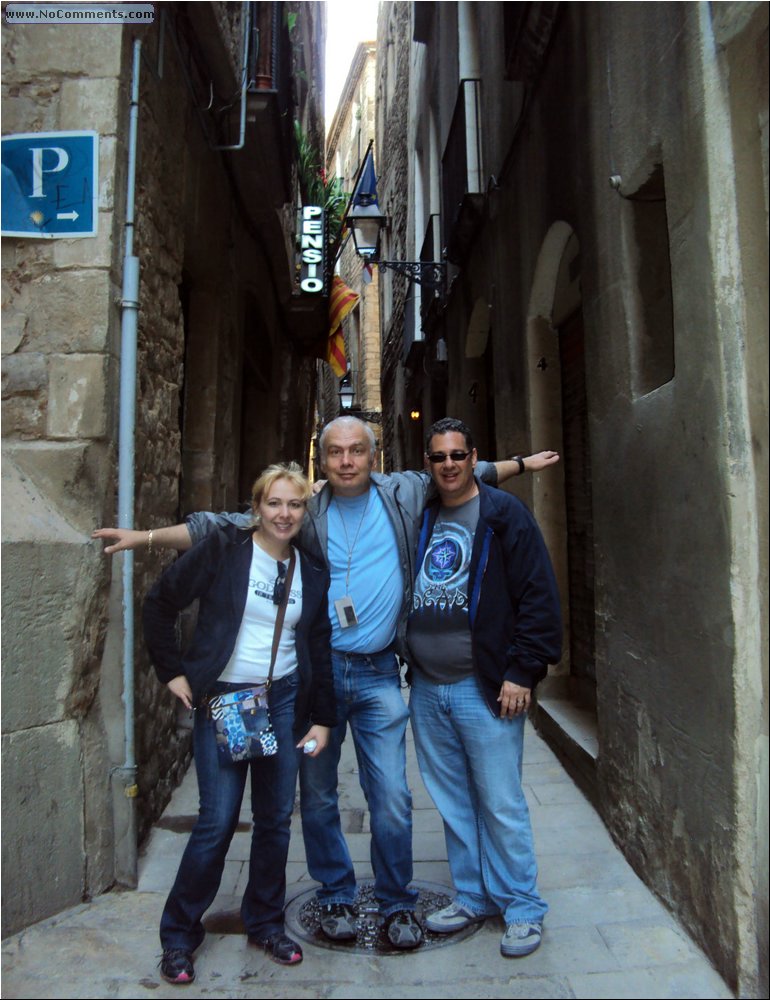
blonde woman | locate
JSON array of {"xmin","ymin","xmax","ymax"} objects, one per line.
[{"xmin": 143, "ymin": 463, "xmax": 334, "ymax": 983}]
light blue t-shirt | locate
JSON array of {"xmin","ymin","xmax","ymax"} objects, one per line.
[{"xmin": 327, "ymin": 486, "xmax": 403, "ymax": 652}]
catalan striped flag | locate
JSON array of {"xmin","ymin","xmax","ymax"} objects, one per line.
[{"xmin": 327, "ymin": 275, "xmax": 358, "ymax": 377}]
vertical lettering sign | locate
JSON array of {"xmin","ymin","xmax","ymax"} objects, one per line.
[
  {"xmin": 1, "ymin": 131, "xmax": 98, "ymax": 238},
  {"xmin": 299, "ymin": 205, "xmax": 325, "ymax": 293}
]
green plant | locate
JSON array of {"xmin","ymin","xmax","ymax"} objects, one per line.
[{"xmin": 294, "ymin": 121, "xmax": 348, "ymax": 250}]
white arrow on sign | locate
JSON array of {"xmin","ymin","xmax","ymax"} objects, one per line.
[{"xmin": 56, "ymin": 210, "xmax": 79, "ymax": 221}]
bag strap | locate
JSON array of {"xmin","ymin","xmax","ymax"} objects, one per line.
[{"xmin": 267, "ymin": 549, "xmax": 296, "ymax": 689}]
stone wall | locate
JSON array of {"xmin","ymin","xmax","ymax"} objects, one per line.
[
  {"xmin": 1, "ymin": 20, "xmax": 127, "ymax": 934},
  {"xmin": 1, "ymin": 2, "xmax": 323, "ymax": 934},
  {"xmin": 128, "ymin": 18, "xmax": 198, "ymax": 839},
  {"xmin": 376, "ymin": 1, "xmax": 410, "ymax": 470}
]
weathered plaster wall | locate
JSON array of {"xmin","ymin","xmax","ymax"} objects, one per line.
[
  {"xmin": 713, "ymin": 9, "xmax": 769, "ymax": 991},
  {"xmin": 579, "ymin": 8, "xmax": 765, "ymax": 992},
  {"xmin": 512, "ymin": 3, "xmax": 764, "ymax": 992},
  {"xmin": 389, "ymin": 1, "xmax": 767, "ymax": 992}
]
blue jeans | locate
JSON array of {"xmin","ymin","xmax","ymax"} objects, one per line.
[
  {"xmin": 298, "ymin": 649, "xmax": 417, "ymax": 916},
  {"xmin": 160, "ymin": 674, "xmax": 300, "ymax": 951},
  {"xmin": 409, "ymin": 673, "xmax": 548, "ymax": 925}
]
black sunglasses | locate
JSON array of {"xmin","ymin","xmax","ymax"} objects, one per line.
[
  {"xmin": 427, "ymin": 450, "xmax": 472, "ymax": 464},
  {"xmin": 272, "ymin": 561, "xmax": 288, "ymax": 606}
]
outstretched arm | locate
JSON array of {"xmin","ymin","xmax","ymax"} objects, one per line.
[
  {"xmin": 93, "ymin": 510, "xmax": 253, "ymax": 555},
  {"xmin": 92, "ymin": 524, "xmax": 192, "ymax": 555},
  {"xmin": 494, "ymin": 451, "xmax": 559, "ymax": 484}
]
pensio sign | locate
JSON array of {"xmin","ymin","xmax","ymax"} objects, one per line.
[{"xmin": 298, "ymin": 205, "xmax": 325, "ymax": 293}]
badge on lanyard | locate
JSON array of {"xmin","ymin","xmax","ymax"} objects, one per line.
[{"xmin": 334, "ymin": 595, "xmax": 359, "ymax": 628}]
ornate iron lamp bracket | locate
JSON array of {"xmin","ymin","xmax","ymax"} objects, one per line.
[{"xmin": 377, "ymin": 260, "xmax": 446, "ymax": 291}]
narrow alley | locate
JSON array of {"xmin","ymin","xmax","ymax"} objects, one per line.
[{"xmin": 2, "ymin": 4, "xmax": 766, "ymax": 998}]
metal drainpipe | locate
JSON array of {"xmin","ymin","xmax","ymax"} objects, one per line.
[
  {"xmin": 114, "ymin": 37, "xmax": 142, "ymax": 884},
  {"xmin": 212, "ymin": 2, "xmax": 252, "ymax": 151},
  {"xmin": 458, "ymin": 2, "xmax": 482, "ymax": 194},
  {"xmin": 112, "ymin": 4, "xmax": 249, "ymax": 877}
]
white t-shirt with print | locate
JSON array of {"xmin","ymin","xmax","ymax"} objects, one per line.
[{"xmin": 219, "ymin": 541, "xmax": 302, "ymax": 684}]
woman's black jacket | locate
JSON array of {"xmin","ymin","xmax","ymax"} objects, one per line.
[{"xmin": 143, "ymin": 523, "xmax": 336, "ymax": 738}]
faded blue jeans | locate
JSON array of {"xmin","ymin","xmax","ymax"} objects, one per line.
[
  {"xmin": 409, "ymin": 672, "xmax": 548, "ymax": 926},
  {"xmin": 298, "ymin": 649, "xmax": 417, "ymax": 916},
  {"xmin": 159, "ymin": 673, "xmax": 300, "ymax": 951}
]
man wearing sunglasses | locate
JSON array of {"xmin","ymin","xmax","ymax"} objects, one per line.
[
  {"xmin": 408, "ymin": 417, "xmax": 561, "ymax": 959},
  {"xmin": 94, "ymin": 417, "xmax": 558, "ymax": 949}
]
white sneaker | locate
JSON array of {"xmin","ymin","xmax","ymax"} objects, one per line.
[
  {"xmin": 425, "ymin": 901, "xmax": 487, "ymax": 933},
  {"xmin": 501, "ymin": 921, "xmax": 543, "ymax": 957}
]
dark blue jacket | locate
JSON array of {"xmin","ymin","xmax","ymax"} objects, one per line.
[
  {"xmin": 143, "ymin": 523, "xmax": 336, "ymax": 737},
  {"xmin": 412, "ymin": 479, "xmax": 562, "ymax": 714}
]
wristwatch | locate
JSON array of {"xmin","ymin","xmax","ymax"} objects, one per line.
[{"xmin": 512, "ymin": 456, "xmax": 526, "ymax": 475}]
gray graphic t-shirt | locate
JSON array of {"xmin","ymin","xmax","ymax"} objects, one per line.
[{"xmin": 408, "ymin": 495, "xmax": 480, "ymax": 684}]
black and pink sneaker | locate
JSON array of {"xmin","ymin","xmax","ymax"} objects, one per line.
[
  {"xmin": 159, "ymin": 948, "xmax": 195, "ymax": 984},
  {"xmin": 250, "ymin": 932, "xmax": 303, "ymax": 965}
]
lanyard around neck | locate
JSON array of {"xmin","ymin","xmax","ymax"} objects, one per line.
[{"xmin": 332, "ymin": 491, "xmax": 370, "ymax": 593}]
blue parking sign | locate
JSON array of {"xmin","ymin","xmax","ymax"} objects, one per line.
[{"xmin": 2, "ymin": 131, "xmax": 98, "ymax": 237}]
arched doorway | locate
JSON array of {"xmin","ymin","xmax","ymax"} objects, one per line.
[{"xmin": 526, "ymin": 222, "xmax": 598, "ymax": 786}]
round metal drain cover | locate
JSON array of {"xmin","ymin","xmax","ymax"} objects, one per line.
[{"xmin": 284, "ymin": 880, "xmax": 484, "ymax": 954}]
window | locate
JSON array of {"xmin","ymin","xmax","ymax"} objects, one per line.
[{"xmin": 627, "ymin": 164, "xmax": 675, "ymax": 395}]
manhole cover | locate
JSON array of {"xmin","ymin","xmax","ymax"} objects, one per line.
[{"xmin": 284, "ymin": 880, "xmax": 484, "ymax": 954}]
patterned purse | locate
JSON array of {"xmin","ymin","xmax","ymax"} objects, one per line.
[
  {"xmin": 207, "ymin": 550, "xmax": 296, "ymax": 764},
  {"xmin": 208, "ymin": 685, "xmax": 277, "ymax": 762}
]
